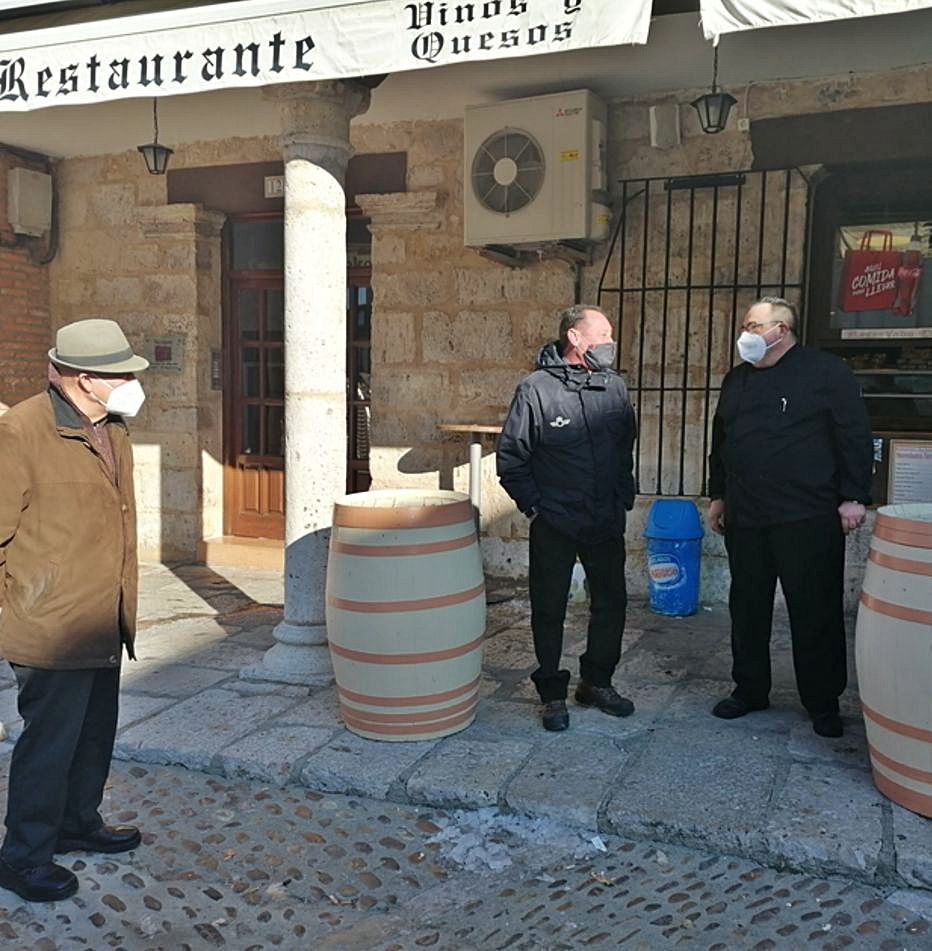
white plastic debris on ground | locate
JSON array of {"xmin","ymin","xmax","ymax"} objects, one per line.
[{"xmin": 427, "ymin": 807, "xmax": 605, "ymax": 873}]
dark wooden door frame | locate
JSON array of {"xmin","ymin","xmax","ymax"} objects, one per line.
[{"xmin": 347, "ymin": 265, "xmax": 373, "ymax": 494}]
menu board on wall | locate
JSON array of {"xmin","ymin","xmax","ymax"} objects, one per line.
[
  {"xmin": 888, "ymin": 440, "xmax": 932, "ymax": 504},
  {"xmin": 830, "ymin": 221, "xmax": 932, "ymax": 340}
]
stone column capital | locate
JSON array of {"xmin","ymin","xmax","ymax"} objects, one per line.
[
  {"xmin": 356, "ymin": 191, "xmax": 442, "ymax": 231},
  {"xmin": 195, "ymin": 207, "xmax": 228, "ymax": 239},
  {"xmin": 266, "ymin": 80, "xmax": 371, "ymax": 178},
  {"xmin": 137, "ymin": 204, "xmax": 227, "ymax": 240}
]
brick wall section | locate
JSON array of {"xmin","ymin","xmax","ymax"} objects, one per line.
[{"xmin": 0, "ymin": 151, "xmax": 52, "ymax": 408}]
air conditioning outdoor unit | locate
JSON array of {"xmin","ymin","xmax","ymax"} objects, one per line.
[{"xmin": 464, "ymin": 88, "xmax": 611, "ymax": 249}]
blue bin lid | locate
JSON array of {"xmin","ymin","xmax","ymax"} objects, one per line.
[{"xmin": 644, "ymin": 499, "xmax": 704, "ymax": 539}]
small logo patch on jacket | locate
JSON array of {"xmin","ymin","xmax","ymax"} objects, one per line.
[{"xmin": 549, "ymin": 416, "xmax": 571, "ymax": 428}]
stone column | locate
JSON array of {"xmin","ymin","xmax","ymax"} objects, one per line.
[{"xmin": 243, "ymin": 80, "xmax": 370, "ymax": 686}]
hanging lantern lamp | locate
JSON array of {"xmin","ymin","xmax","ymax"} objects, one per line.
[
  {"xmin": 137, "ymin": 98, "xmax": 173, "ymax": 175},
  {"xmin": 691, "ymin": 45, "xmax": 737, "ymax": 134}
]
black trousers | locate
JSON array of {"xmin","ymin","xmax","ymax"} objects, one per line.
[
  {"xmin": 528, "ymin": 516, "xmax": 627, "ymax": 702},
  {"xmin": 724, "ymin": 514, "xmax": 847, "ymax": 716},
  {"xmin": 1, "ymin": 665, "xmax": 120, "ymax": 869}
]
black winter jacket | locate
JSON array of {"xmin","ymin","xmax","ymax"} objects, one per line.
[
  {"xmin": 708, "ymin": 344, "xmax": 873, "ymax": 528},
  {"xmin": 497, "ymin": 343, "xmax": 637, "ymax": 542}
]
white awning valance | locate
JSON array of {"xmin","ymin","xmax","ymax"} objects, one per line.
[
  {"xmin": 701, "ymin": 0, "xmax": 932, "ymax": 41},
  {"xmin": 0, "ymin": 0, "xmax": 652, "ymax": 112}
]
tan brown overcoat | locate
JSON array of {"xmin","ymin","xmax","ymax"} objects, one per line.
[{"xmin": 0, "ymin": 388, "xmax": 138, "ymax": 669}]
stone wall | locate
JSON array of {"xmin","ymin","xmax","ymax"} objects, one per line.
[{"xmin": 0, "ymin": 149, "xmax": 52, "ymax": 409}]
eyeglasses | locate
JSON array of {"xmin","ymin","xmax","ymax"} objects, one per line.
[{"xmin": 741, "ymin": 319, "xmax": 781, "ymax": 333}]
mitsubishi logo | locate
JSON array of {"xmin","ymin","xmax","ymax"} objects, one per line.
[{"xmin": 549, "ymin": 416, "xmax": 571, "ymax": 428}]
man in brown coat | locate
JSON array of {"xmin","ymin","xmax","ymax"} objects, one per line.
[{"xmin": 0, "ymin": 319, "xmax": 148, "ymax": 903}]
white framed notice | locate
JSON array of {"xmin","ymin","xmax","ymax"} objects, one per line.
[{"xmin": 888, "ymin": 440, "xmax": 932, "ymax": 504}]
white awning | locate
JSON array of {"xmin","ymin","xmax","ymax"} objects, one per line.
[
  {"xmin": 0, "ymin": 0, "xmax": 652, "ymax": 113},
  {"xmin": 701, "ymin": 0, "xmax": 932, "ymax": 40}
]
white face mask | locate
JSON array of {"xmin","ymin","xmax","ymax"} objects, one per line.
[
  {"xmin": 736, "ymin": 325, "xmax": 781, "ymax": 365},
  {"xmin": 93, "ymin": 377, "xmax": 146, "ymax": 417}
]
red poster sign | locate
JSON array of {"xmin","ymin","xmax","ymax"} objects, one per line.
[{"xmin": 839, "ymin": 230, "xmax": 901, "ymax": 312}]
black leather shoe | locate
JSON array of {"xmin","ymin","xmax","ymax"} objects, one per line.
[
  {"xmin": 56, "ymin": 825, "xmax": 141, "ymax": 855},
  {"xmin": 542, "ymin": 700, "xmax": 569, "ymax": 732},
  {"xmin": 0, "ymin": 859, "xmax": 78, "ymax": 902},
  {"xmin": 574, "ymin": 682, "xmax": 634, "ymax": 718},
  {"xmin": 812, "ymin": 713, "xmax": 844, "ymax": 738},
  {"xmin": 712, "ymin": 696, "xmax": 769, "ymax": 720}
]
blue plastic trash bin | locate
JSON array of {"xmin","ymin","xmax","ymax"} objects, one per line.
[{"xmin": 644, "ymin": 500, "xmax": 704, "ymax": 617}]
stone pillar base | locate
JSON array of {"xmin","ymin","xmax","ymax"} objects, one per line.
[{"xmin": 241, "ymin": 627, "xmax": 334, "ymax": 687}]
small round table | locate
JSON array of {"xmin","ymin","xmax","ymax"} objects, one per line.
[{"xmin": 437, "ymin": 423, "xmax": 503, "ymax": 512}]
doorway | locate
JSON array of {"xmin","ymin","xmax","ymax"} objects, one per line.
[{"xmin": 222, "ymin": 212, "xmax": 373, "ymax": 539}]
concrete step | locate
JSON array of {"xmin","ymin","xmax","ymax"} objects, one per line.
[{"xmin": 198, "ymin": 536, "xmax": 284, "ymax": 571}]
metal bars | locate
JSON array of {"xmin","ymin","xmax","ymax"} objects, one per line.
[{"xmin": 599, "ymin": 168, "xmax": 811, "ymax": 497}]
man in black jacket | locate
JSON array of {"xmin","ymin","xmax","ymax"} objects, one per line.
[
  {"xmin": 708, "ymin": 297, "xmax": 873, "ymax": 738},
  {"xmin": 497, "ymin": 305, "xmax": 637, "ymax": 732}
]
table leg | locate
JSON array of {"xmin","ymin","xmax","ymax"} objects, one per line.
[{"xmin": 468, "ymin": 434, "xmax": 482, "ymax": 513}]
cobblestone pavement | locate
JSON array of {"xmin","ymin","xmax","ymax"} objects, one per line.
[{"xmin": 0, "ymin": 761, "xmax": 929, "ymax": 951}]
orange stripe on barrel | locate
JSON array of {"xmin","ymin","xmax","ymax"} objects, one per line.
[
  {"xmin": 333, "ymin": 500, "xmax": 474, "ymax": 530},
  {"xmin": 873, "ymin": 521, "xmax": 932, "ymax": 550},
  {"xmin": 876, "ymin": 512, "xmax": 932, "ymax": 537},
  {"xmin": 860, "ymin": 592, "xmax": 932, "ymax": 627},
  {"xmin": 328, "ymin": 634, "xmax": 484, "ymax": 665},
  {"xmin": 340, "ymin": 694, "xmax": 477, "ymax": 725},
  {"xmin": 862, "ymin": 702, "xmax": 932, "ymax": 744},
  {"xmin": 871, "ymin": 769, "xmax": 932, "ymax": 819},
  {"xmin": 868, "ymin": 743, "xmax": 932, "ymax": 785},
  {"xmin": 341, "ymin": 706, "xmax": 476, "ymax": 737},
  {"xmin": 328, "ymin": 582, "xmax": 485, "ymax": 614},
  {"xmin": 337, "ymin": 676, "xmax": 481, "ymax": 707},
  {"xmin": 868, "ymin": 548, "xmax": 932, "ymax": 577},
  {"xmin": 331, "ymin": 533, "xmax": 476, "ymax": 557}
]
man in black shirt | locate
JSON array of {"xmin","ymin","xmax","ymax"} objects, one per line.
[
  {"xmin": 498, "ymin": 305, "xmax": 637, "ymax": 732},
  {"xmin": 708, "ymin": 297, "xmax": 872, "ymax": 738}
]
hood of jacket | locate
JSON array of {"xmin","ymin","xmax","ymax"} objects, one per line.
[{"xmin": 535, "ymin": 341, "xmax": 614, "ymax": 391}]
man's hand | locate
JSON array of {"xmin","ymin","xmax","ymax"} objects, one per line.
[
  {"xmin": 838, "ymin": 500, "xmax": 866, "ymax": 534},
  {"xmin": 708, "ymin": 499, "xmax": 726, "ymax": 535}
]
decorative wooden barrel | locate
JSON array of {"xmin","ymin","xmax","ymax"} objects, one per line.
[
  {"xmin": 325, "ymin": 489, "xmax": 486, "ymax": 741},
  {"xmin": 855, "ymin": 503, "xmax": 932, "ymax": 817}
]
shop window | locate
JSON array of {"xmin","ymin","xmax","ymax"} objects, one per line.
[
  {"xmin": 807, "ymin": 162, "xmax": 932, "ymax": 505},
  {"xmin": 823, "ymin": 219, "xmax": 932, "ymax": 432}
]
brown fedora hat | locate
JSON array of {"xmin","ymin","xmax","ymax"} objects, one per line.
[{"xmin": 49, "ymin": 319, "xmax": 149, "ymax": 374}]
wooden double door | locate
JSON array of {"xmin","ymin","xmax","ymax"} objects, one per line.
[{"xmin": 224, "ymin": 232, "xmax": 372, "ymax": 539}]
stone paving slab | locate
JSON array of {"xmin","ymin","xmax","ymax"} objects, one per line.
[
  {"xmin": 504, "ymin": 733, "xmax": 637, "ymax": 828},
  {"xmin": 218, "ymin": 724, "xmax": 337, "ymax": 786},
  {"xmin": 301, "ymin": 731, "xmax": 438, "ymax": 799},
  {"xmin": 116, "ymin": 688, "xmax": 297, "ymax": 770},
  {"xmin": 479, "ymin": 631, "xmax": 537, "ymax": 671},
  {"xmin": 787, "ymin": 717, "xmax": 870, "ymax": 768},
  {"xmin": 764, "ymin": 762, "xmax": 887, "ymax": 878},
  {"xmin": 406, "ymin": 736, "xmax": 534, "ymax": 809},
  {"xmin": 117, "ymin": 694, "xmax": 174, "ymax": 732},
  {"xmin": 0, "ymin": 686, "xmax": 20, "ymax": 741},
  {"xmin": 602, "ymin": 723, "xmax": 785, "ymax": 856},
  {"xmin": 120, "ymin": 663, "xmax": 233, "ymax": 698}
]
